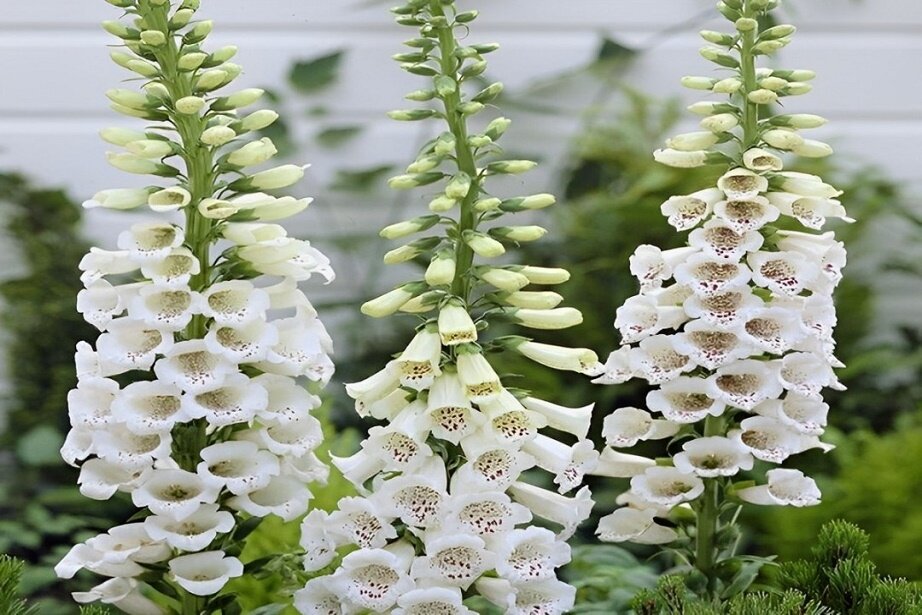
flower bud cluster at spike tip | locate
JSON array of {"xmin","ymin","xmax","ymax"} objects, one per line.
[
  {"xmin": 295, "ymin": 2, "xmax": 598, "ymax": 613},
  {"xmin": 594, "ymin": 0, "xmax": 848, "ymax": 580},
  {"xmin": 60, "ymin": 1, "xmax": 334, "ymax": 611}
]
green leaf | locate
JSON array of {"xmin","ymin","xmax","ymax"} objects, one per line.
[
  {"xmin": 315, "ymin": 125, "xmax": 363, "ymax": 148},
  {"xmin": 595, "ymin": 36, "xmax": 636, "ymax": 62},
  {"xmin": 330, "ymin": 165, "xmax": 394, "ymax": 192},
  {"xmin": 289, "ymin": 50, "xmax": 345, "ymax": 93},
  {"xmin": 16, "ymin": 426, "xmax": 64, "ymax": 466}
]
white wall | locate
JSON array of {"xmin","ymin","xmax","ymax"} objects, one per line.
[{"xmin": 0, "ymin": 0, "xmax": 919, "ymax": 362}]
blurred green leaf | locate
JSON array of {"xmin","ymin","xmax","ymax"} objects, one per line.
[
  {"xmin": 316, "ymin": 125, "xmax": 363, "ymax": 148},
  {"xmin": 329, "ymin": 165, "xmax": 394, "ymax": 192},
  {"xmin": 289, "ymin": 51, "xmax": 345, "ymax": 93},
  {"xmin": 16, "ymin": 426, "xmax": 63, "ymax": 467}
]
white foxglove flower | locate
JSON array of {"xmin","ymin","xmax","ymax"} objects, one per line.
[
  {"xmin": 629, "ymin": 245, "xmax": 698, "ymax": 292},
  {"xmin": 95, "ymin": 318, "xmax": 173, "ymax": 372},
  {"xmin": 197, "ymin": 441, "xmax": 280, "ymax": 495},
  {"xmin": 507, "ymin": 483, "xmax": 594, "ymax": 539},
  {"xmin": 376, "ymin": 457, "xmax": 448, "ymax": 528},
  {"xmin": 660, "ymin": 188, "xmax": 724, "ymax": 231},
  {"xmin": 748, "ymin": 250, "xmax": 821, "ymax": 296},
  {"xmin": 77, "ymin": 281, "xmax": 125, "ymax": 330},
  {"xmin": 516, "ymin": 340, "xmax": 600, "ymax": 375},
  {"xmin": 72, "ymin": 578, "xmax": 165, "ymax": 615},
  {"xmin": 78, "ymin": 458, "xmax": 149, "ymax": 500},
  {"xmin": 713, "ymin": 196, "xmax": 780, "ymax": 234},
  {"xmin": 259, "ymin": 310, "xmax": 334, "ymax": 382},
  {"xmin": 753, "ymin": 396, "xmax": 828, "ymax": 436},
  {"xmin": 293, "ymin": 578, "xmax": 343, "ymax": 615},
  {"xmin": 494, "ymin": 527, "xmax": 570, "ymax": 582},
  {"xmin": 630, "ymin": 466, "xmax": 705, "ymax": 507},
  {"xmin": 394, "ymin": 588, "xmax": 476, "ymax": 615},
  {"xmin": 144, "ymin": 504, "xmax": 235, "ymax": 552},
  {"xmin": 299, "ymin": 511, "xmax": 338, "ymax": 572},
  {"xmin": 116, "ymin": 222, "xmax": 184, "ymax": 264},
  {"xmin": 452, "ymin": 444, "xmax": 536, "ymax": 492},
  {"xmin": 647, "ymin": 376, "xmax": 725, "ymax": 423},
  {"xmin": 683, "ymin": 289, "xmax": 763, "ymax": 329},
  {"xmin": 411, "ymin": 533, "xmax": 495, "ymax": 588},
  {"xmin": 128, "ymin": 286, "xmax": 201, "ymax": 331},
  {"xmin": 688, "ymin": 219, "xmax": 764, "ymax": 261},
  {"xmin": 456, "ymin": 350, "xmax": 502, "ymax": 402},
  {"xmin": 438, "ymin": 302, "xmax": 479, "ymax": 345},
  {"xmin": 424, "ymin": 373, "xmax": 482, "ymax": 443},
  {"xmin": 673, "ymin": 436, "xmax": 754, "ymax": 477},
  {"xmin": 630, "ymin": 335, "xmax": 694, "ymax": 384},
  {"xmin": 767, "ymin": 192, "xmax": 852, "ymax": 229},
  {"xmin": 615, "ymin": 295, "xmax": 687, "ymax": 343},
  {"xmin": 442, "ymin": 491, "xmax": 533, "ymax": 537},
  {"xmin": 200, "ymin": 281, "xmax": 270, "ymax": 325},
  {"xmin": 79, "ymin": 248, "xmax": 140, "ymax": 285},
  {"xmin": 139, "ymin": 248, "xmax": 200, "ymax": 288},
  {"xmin": 93, "ymin": 425, "xmax": 172, "ymax": 469},
  {"xmin": 710, "ymin": 360, "xmax": 784, "ymax": 410},
  {"xmin": 733, "ymin": 416, "xmax": 832, "ymax": 463},
  {"xmin": 592, "ymin": 448, "xmax": 657, "ymax": 478},
  {"xmin": 592, "ymin": 347, "xmax": 635, "ymax": 385},
  {"xmin": 227, "ymin": 475, "xmax": 312, "ymax": 521},
  {"xmin": 181, "ymin": 373, "xmax": 267, "ymax": 427},
  {"xmin": 779, "ymin": 352, "xmax": 843, "ymax": 398},
  {"xmin": 132, "ymin": 469, "xmax": 220, "ymax": 521},
  {"xmin": 673, "ymin": 320, "xmax": 755, "ymax": 370},
  {"xmin": 673, "ymin": 253, "xmax": 752, "ymax": 297},
  {"xmin": 252, "ymin": 373, "xmax": 321, "ymax": 425},
  {"xmin": 522, "ymin": 435, "xmax": 599, "ymax": 493},
  {"xmin": 521, "ymin": 396, "xmax": 594, "ymax": 439},
  {"xmin": 596, "ymin": 507, "xmax": 678, "ymax": 545},
  {"xmin": 738, "ymin": 307, "xmax": 807, "ymax": 354},
  {"xmin": 736, "ymin": 468, "xmax": 821, "ymax": 507},
  {"xmin": 169, "ymin": 551, "xmax": 243, "ymax": 596},
  {"xmin": 330, "ymin": 548, "xmax": 415, "ymax": 612},
  {"xmin": 602, "ymin": 407, "xmax": 679, "ymax": 447},
  {"xmin": 204, "ymin": 319, "xmax": 279, "ymax": 364},
  {"xmin": 395, "ymin": 328, "xmax": 443, "ymax": 390},
  {"xmin": 68, "ymin": 377, "xmax": 119, "ymax": 430},
  {"xmin": 325, "ymin": 496, "xmax": 398, "ymax": 549},
  {"xmin": 154, "ymin": 340, "xmax": 236, "ymax": 393},
  {"xmin": 717, "ymin": 168, "xmax": 768, "ymax": 200},
  {"xmin": 250, "ymin": 415, "xmax": 323, "ymax": 458}
]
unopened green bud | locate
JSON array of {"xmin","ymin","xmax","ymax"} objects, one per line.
[
  {"xmin": 478, "ymin": 267, "xmax": 529, "ymax": 292},
  {"xmin": 699, "ymin": 30, "xmax": 736, "ymax": 46},
  {"xmin": 126, "ymin": 59, "xmax": 160, "ymax": 78},
  {"xmin": 125, "ymin": 139, "xmax": 175, "ymax": 158},
  {"xmin": 106, "ymin": 88, "xmax": 156, "ymax": 109},
  {"xmin": 774, "ymin": 69, "xmax": 816, "ymax": 82},
  {"xmin": 458, "ymin": 102, "xmax": 484, "ymax": 116},
  {"xmin": 463, "ymin": 231, "xmax": 505, "ymax": 258},
  {"xmin": 383, "ymin": 244, "xmax": 423, "ymax": 265},
  {"xmin": 392, "ymin": 51, "xmax": 428, "ymax": 63},
  {"xmin": 225, "ymin": 137, "xmax": 277, "ymax": 167},
  {"xmin": 759, "ymin": 76, "xmax": 789, "ymax": 91},
  {"xmin": 388, "ymin": 172, "xmax": 444, "ymax": 190},
  {"xmin": 444, "ymin": 172, "xmax": 472, "ymax": 199},
  {"xmin": 770, "ymin": 114, "xmax": 827, "ymax": 129},
  {"xmin": 455, "ymin": 10, "xmax": 478, "ymax": 23},
  {"xmin": 467, "ymin": 135, "xmax": 492, "ymax": 148},
  {"xmin": 209, "ymin": 46, "xmax": 238, "ymax": 64},
  {"xmin": 181, "ymin": 0, "xmax": 201, "ymax": 9},
  {"xmin": 699, "ymin": 47, "xmax": 739, "ymax": 68},
  {"xmin": 435, "ymin": 76, "xmax": 457, "ymax": 97},
  {"xmin": 402, "ymin": 63, "xmax": 438, "ymax": 77},
  {"xmin": 425, "ymin": 251, "xmax": 456, "ymax": 286},
  {"xmin": 735, "ymin": 17, "xmax": 758, "ymax": 32},
  {"xmin": 178, "ymin": 52, "xmax": 208, "ymax": 71},
  {"xmin": 229, "ymin": 164, "xmax": 306, "ymax": 191},
  {"xmin": 387, "ymin": 109, "xmax": 438, "ymax": 121},
  {"xmin": 406, "ymin": 156, "xmax": 442, "ymax": 174},
  {"xmin": 748, "ymin": 89, "xmax": 779, "ymax": 105},
  {"xmin": 688, "ymin": 101, "xmax": 739, "ymax": 116},
  {"xmin": 760, "ymin": 24, "xmax": 796, "ymax": 40},
  {"xmin": 490, "ymin": 226, "xmax": 547, "ymax": 242},
  {"xmin": 460, "ymin": 60, "xmax": 488, "ymax": 79},
  {"xmin": 700, "ymin": 113, "xmax": 739, "ymax": 133},
  {"xmin": 783, "ymin": 83, "xmax": 812, "ymax": 96},
  {"xmin": 144, "ymin": 82, "xmax": 170, "ymax": 100},
  {"xmin": 140, "ymin": 30, "xmax": 165, "ymax": 46},
  {"xmin": 471, "ymin": 42, "xmax": 500, "ymax": 54},
  {"xmin": 717, "ymin": 2, "xmax": 742, "ymax": 21},
  {"xmin": 681, "ymin": 76, "xmax": 717, "ymax": 91},
  {"xmin": 486, "ymin": 160, "xmax": 536, "ymax": 175},
  {"xmin": 428, "ymin": 195, "xmax": 457, "ymax": 212},
  {"xmin": 516, "ymin": 266, "xmax": 571, "ymax": 285},
  {"xmin": 433, "ymin": 134, "xmax": 456, "ymax": 156},
  {"xmin": 175, "ymin": 96, "xmax": 206, "ymax": 114},
  {"xmin": 405, "ymin": 89, "xmax": 436, "ymax": 102},
  {"xmin": 109, "ymin": 51, "xmax": 135, "ymax": 70},
  {"xmin": 239, "ymin": 109, "xmax": 279, "ymax": 132},
  {"xmin": 101, "ymin": 20, "xmax": 133, "ymax": 39},
  {"xmin": 201, "ymin": 125, "xmax": 237, "ymax": 146},
  {"xmin": 473, "ymin": 197, "xmax": 502, "ymax": 212},
  {"xmin": 184, "ymin": 20, "xmax": 214, "ymax": 43},
  {"xmin": 379, "ymin": 215, "xmax": 440, "ymax": 240},
  {"xmin": 712, "ymin": 77, "xmax": 742, "ymax": 94},
  {"xmin": 169, "ymin": 9, "xmax": 195, "ymax": 29},
  {"xmin": 211, "ymin": 88, "xmax": 264, "ymax": 111},
  {"xmin": 105, "ymin": 0, "xmax": 134, "ymax": 7},
  {"xmin": 100, "ymin": 127, "xmax": 146, "ymax": 146},
  {"xmin": 195, "ymin": 69, "xmax": 227, "ymax": 92},
  {"xmin": 472, "ymin": 82, "xmax": 503, "ymax": 103},
  {"xmin": 220, "ymin": 63, "xmax": 242, "ymax": 81},
  {"xmin": 483, "ymin": 117, "xmax": 512, "ymax": 141},
  {"xmin": 753, "ymin": 39, "xmax": 789, "ymax": 55}
]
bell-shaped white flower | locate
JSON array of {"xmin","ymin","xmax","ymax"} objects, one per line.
[
  {"xmin": 111, "ymin": 381, "xmax": 187, "ymax": 435},
  {"xmin": 132, "ymin": 468, "xmax": 220, "ymax": 520},
  {"xmin": 376, "ymin": 456, "xmax": 448, "ymax": 528},
  {"xmin": 250, "ymin": 414, "xmax": 324, "ymax": 458},
  {"xmin": 516, "ymin": 340, "xmax": 601, "ymax": 375},
  {"xmin": 197, "ymin": 441, "xmax": 280, "ymax": 495},
  {"xmin": 456, "ymin": 349, "xmax": 502, "ymax": 402},
  {"xmin": 441, "ymin": 491, "xmax": 533, "ymax": 538},
  {"xmin": 93, "ymin": 424, "xmax": 172, "ymax": 469},
  {"xmin": 713, "ymin": 195, "xmax": 780, "ymax": 234},
  {"xmin": 495, "ymin": 527, "xmax": 570, "ymax": 582},
  {"xmin": 144, "ymin": 503, "xmax": 235, "ymax": 552},
  {"xmin": 615, "ymin": 295, "xmax": 687, "ymax": 343},
  {"xmin": 592, "ymin": 448, "xmax": 657, "ymax": 478},
  {"xmin": 592, "ymin": 347, "xmax": 635, "ymax": 385},
  {"xmin": 452, "ymin": 443, "xmax": 536, "ymax": 492},
  {"xmin": 596, "ymin": 507, "xmax": 677, "ymax": 545},
  {"xmin": 629, "ymin": 245, "xmax": 698, "ymax": 292},
  {"xmin": 299, "ymin": 510, "xmax": 338, "ymax": 572},
  {"xmin": 602, "ymin": 406, "xmax": 680, "ymax": 447},
  {"xmin": 660, "ymin": 187, "xmax": 724, "ymax": 230},
  {"xmin": 424, "ymin": 373, "xmax": 482, "ymax": 443},
  {"xmin": 154, "ymin": 340, "xmax": 236, "ymax": 393},
  {"xmin": 647, "ymin": 376, "xmax": 725, "ymax": 423},
  {"xmin": 294, "ymin": 577, "xmax": 344, "ymax": 615},
  {"xmin": 128, "ymin": 285, "xmax": 201, "ymax": 331},
  {"xmin": 710, "ymin": 360, "xmax": 783, "ymax": 410},
  {"xmin": 411, "ymin": 533, "xmax": 496, "ymax": 589},
  {"xmin": 742, "ymin": 147, "xmax": 783, "ymax": 172},
  {"xmin": 733, "ymin": 416, "xmax": 832, "ymax": 463},
  {"xmin": 503, "ymin": 579, "xmax": 577, "ymax": 615},
  {"xmin": 507, "ymin": 483, "xmax": 594, "ymax": 539},
  {"xmin": 169, "ymin": 551, "xmax": 243, "ymax": 596},
  {"xmin": 522, "ymin": 436, "xmax": 599, "ymax": 493},
  {"xmin": 395, "ymin": 328, "xmax": 443, "ymax": 390},
  {"xmin": 259, "ymin": 309, "xmax": 334, "ymax": 383},
  {"xmin": 674, "ymin": 253, "xmax": 752, "ymax": 297},
  {"xmin": 748, "ymin": 250, "xmax": 821, "ymax": 296},
  {"xmin": 521, "ymin": 396, "xmax": 594, "ymax": 439},
  {"xmin": 96, "ymin": 318, "xmax": 173, "ymax": 372},
  {"xmin": 673, "ymin": 320, "xmax": 755, "ymax": 370},
  {"xmin": 330, "ymin": 548, "xmax": 415, "ymax": 612},
  {"xmin": 717, "ymin": 168, "xmax": 768, "ymax": 200},
  {"xmin": 61, "ymin": 428, "xmax": 95, "ymax": 466},
  {"xmin": 181, "ymin": 373, "xmax": 267, "ymax": 427},
  {"xmin": 673, "ymin": 436, "xmax": 754, "ymax": 477},
  {"xmin": 359, "ymin": 418, "xmax": 431, "ymax": 473},
  {"xmin": 630, "ymin": 335, "xmax": 694, "ymax": 384},
  {"xmin": 68, "ymin": 377, "xmax": 120, "ymax": 430},
  {"xmin": 394, "ymin": 587, "xmax": 476, "ymax": 615},
  {"xmin": 77, "ymin": 280, "xmax": 125, "ymax": 330},
  {"xmin": 77, "ymin": 458, "xmax": 150, "ymax": 500},
  {"xmin": 779, "ymin": 352, "xmax": 843, "ymax": 399},
  {"xmin": 71, "ymin": 577, "xmax": 165, "ymax": 615},
  {"xmin": 251, "ymin": 373, "xmax": 321, "ymax": 425},
  {"xmin": 139, "ymin": 247, "xmax": 200, "ymax": 288},
  {"xmin": 86, "ymin": 523, "xmax": 171, "ymax": 566},
  {"xmin": 683, "ymin": 289, "xmax": 763, "ymax": 329},
  {"xmin": 326, "ymin": 496, "xmax": 398, "ymax": 549},
  {"xmin": 737, "ymin": 306, "xmax": 806, "ymax": 354},
  {"xmin": 116, "ymin": 222, "xmax": 184, "ymax": 263},
  {"xmin": 630, "ymin": 466, "xmax": 704, "ymax": 507},
  {"xmin": 227, "ymin": 475, "xmax": 312, "ymax": 521},
  {"xmin": 204, "ymin": 319, "xmax": 278, "ymax": 364},
  {"xmin": 201, "ymin": 280, "xmax": 270, "ymax": 325},
  {"xmin": 345, "ymin": 361, "xmax": 401, "ymax": 416},
  {"xmin": 736, "ymin": 468, "xmax": 821, "ymax": 507},
  {"xmin": 752, "ymin": 396, "xmax": 828, "ymax": 436},
  {"xmin": 689, "ymin": 219, "xmax": 765, "ymax": 261},
  {"xmin": 79, "ymin": 248, "xmax": 140, "ymax": 286},
  {"xmin": 767, "ymin": 192, "xmax": 852, "ymax": 229},
  {"xmin": 438, "ymin": 301, "xmax": 479, "ymax": 345}
]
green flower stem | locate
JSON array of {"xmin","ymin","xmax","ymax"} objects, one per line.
[
  {"xmin": 430, "ymin": 1, "xmax": 480, "ymax": 305},
  {"xmin": 695, "ymin": 416, "xmax": 723, "ymax": 598},
  {"xmin": 739, "ymin": 1, "xmax": 760, "ymax": 150},
  {"xmin": 181, "ymin": 591, "xmax": 206, "ymax": 615}
]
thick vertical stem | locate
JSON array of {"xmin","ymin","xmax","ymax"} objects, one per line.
[
  {"xmin": 430, "ymin": 1, "xmax": 480, "ymax": 304},
  {"xmin": 695, "ymin": 415, "xmax": 722, "ymax": 597},
  {"xmin": 740, "ymin": 1, "xmax": 761, "ymax": 150}
]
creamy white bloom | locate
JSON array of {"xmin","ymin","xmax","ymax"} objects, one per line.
[
  {"xmin": 592, "ymin": 347, "xmax": 635, "ymax": 385},
  {"xmin": 752, "ymin": 395, "xmax": 828, "ymax": 435},
  {"xmin": 294, "ymin": 577, "xmax": 344, "ymax": 615},
  {"xmin": 452, "ymin": 444, "xmax": 536, "ymax": 492},
  {"xmin": 673, "ymin": 320, "xmax": 755, "ymax": 370},
  {"xmin": 713, "ymin": 195, "xmax": 780, "ymax": 234},
  {"xmin": 68, "ymin": 377, "xmax": 120, "ymax": 430},
  {"xmin": 779, "ymin": 352, "xmax": 843, "ymax": 398},
  {"xmin": 181, "ymin": 373, "xmax": 267, "ymax": 427},
  {"xmin": 329, "ymin": 548, "xmax": 415, "ymax": 612},
  {"xmin": 250, "ymin": 414, "xmax": 324, "ymax": 458},
  {"xmin": 77, "ymin": 458, "xmax": 150, "ymax": 500},
  {"xmin": 736, "ymin": 468, "xmax": 821, "ymax": 506},
  {"xmin": 710, "ymin": 360, "xmax": 784, "ymax": 410},
  {"xmin": 737, "ymin": 306, "xmax": 807, "ymax": 354},
  {"xmin": 494, "ymin": 527, "xmax": 570, "ymax": 582},
  {"xmin": 128, "ymin": 285, "xmax": 201, "ymax": 331},
  {"xmin": 602, "ymin": 406, "xmax": 680, "ymax": 447},
  {"xmin": 197, "ymin": 441, "xmax": 280, "ymax": 495},
  {"xmin": 647, "ymin": 376, "xmax": 725, "ymax": 423},
  {"xmin": 615, "ymin": 295, "xmax": 687, "ymax": 343},
  {"xmin": 630, "ymin": 466, "xmax": 704, "ymax": 507},
  {"xmin": 660, "ymin": 187, "xmax": 724, "ymax": 231},
  {"xmin": 717, "ymin": 168, "xmax": 768, "ymax": 200},
  {"xmin": 673, "ymin": 436, "xmax": 754, "ymax": 477},
  {"xmin": 522, "ymin": 436, "xmax": 599, "ymax": 493},
  {"xmin": 521, "ymin": 396, "xmax": 594, "ymax": 439},
  {"xmin": 733, "ymin": 416, "xmax": 832, "ymax": 463},
  {"xmin": 673, "ymin": 253, "xmax": 752, "ymax": 297},
  {"xmin": 259, "ymin": 309, "xmax": 334, "ymax": 383},
  {"xmin": 326, "ymin": 496, "xmax": 398, "ymax": 549},
  {"xmin": 79, "ymin": 248, "xmax": 140, "ymax": 286},
  {"xmin": 139, "ymin": 248, "xmax": 200, "ymax": 287},
  {"xmin": 507, "ymin": 483, "xmax": 594, "ymax": 539},
  {"xmin": 251, "ymin": 373, "xmax": 321, "ymax": 425},
  {"xmin": 144, "ymin": 504, "xmax": 235, "ymax": 552},
  {"xmin": 169, "ymin": 551, "xmax": 243, "ymax": 596},
  {"xmin": 93, "ymin": 424, "xmax": 172, "ymax": 469},
  {"xmin": 456, "ymin": 350, "xmax": 502, "ymax": 402},
  {"xmin": 596, "ymin": 507, "xmax": 678, "ymax": 544},
  {"xmin": 204, "ymin": 318, "xmax": 278, "ymax": 364},
  {"xmin": 630, "ymin": 335, "xmax": 694, "ymax": 384},
  {"xmin": 767, "ymin": 192, "xmax": 852, "ymax": 229},
  {"xmin": 201, "ymin": 280, "xmax": 270, "ymax": 325},
  {"xmin": 688, "ymin": 219, "xmax": 764, "ymax": 261},
  {"xmin": 424, "ymin": 373, "xmax": 481, "ymax": 443},
  {"xmin": 441, "ymin": 491, "xmax": 533, "ymax": 537},
  {"xmin": 154, "ymin": 340, "xmax": 236, "ymax": 393},
  {"xmin": 683, "ymin": 289, "xmax": 763, "ymax": 329},
  {"xmin": 77, "ymin": 280, "xmax": 125, "ymax": 330},
  {"xmin": 96, "ymin": 318, "xmax": 173, "ymax": 372},
  {"xmin": 299, "ymin": 510, "xmax": 338, "ymax": 572},
  {"xmin": 629, "ymin": 245, "xmax": 698, "ymax": 292},
  {"xmin": 72, "ymin": 577, "xmax": 165, "ymax": 615},
  {"xmin": 411, "ymin": 533, "xmax": 495, "ymax": 589},
  {"xmin": 592, "ymin": 448, "xmax": 658, "ymax": 478},
  {"xmin": 376, "ymin": 457, "xmax": 448, "ymax": 528},
  {"xmin": 516, "ymin": 340, "xmax": 601, "ymax": 375},
  {"xmin": 116, "ymin": 222, "xmax": 184, "ymax": 263},
  {"xmin": 395, "ymin": 328, "xmax": 443, "ymax": 390},
  {"xmin": 394, "ymin": 587, "xmax": 476, "ymax": 615},
  {"xmin": 227, "ymin": 475, "xmax": 312, "ymax": 521},
  {"xmin": 748, "ymin": 250, "xmax": 821, "ymax": 296}
]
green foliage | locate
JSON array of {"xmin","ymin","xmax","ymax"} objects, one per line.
[
  {"xmin": 289, "ymin": 50, "xmax": 345, "ymax": 93},
  {"xmin": 0, "ymin": 555, "xmax": 37, "ymax": 615},
  {"xmin": 565, "ymin": 545, "xmax": 659, "ymax": 613}
]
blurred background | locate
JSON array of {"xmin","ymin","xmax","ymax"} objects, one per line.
[{"xmin": 0, "ymin": 0, "xmax": 920, "ymax": 612}]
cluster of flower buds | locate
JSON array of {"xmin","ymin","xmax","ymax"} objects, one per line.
[
  {"xmin": 594, "ymin": 0, "xmax": 849, "ymax": 557},
  {"xmin": 294, "ymin": 1, "xmax": 602, "ymax": 613},
  {"xmin": 57, "ymin": 0, "xmax": 333, "ymax": 611}
]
